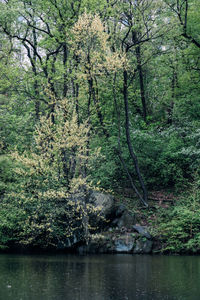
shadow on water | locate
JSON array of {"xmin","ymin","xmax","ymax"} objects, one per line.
[{"xmin": 0, "ymin": 253, "xmax": 200, "ymax": 300}]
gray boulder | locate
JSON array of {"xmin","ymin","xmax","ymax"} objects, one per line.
[
  {"xmin": 76, "ymin": 231, "xmax": 153, "ymax": 254},
  {"xmin": 114, "ymin": 234, "xmax": 135, "ymax": 253},
  {"xmin": 133, "ymin": 225, "xmax": 152, "ymax": 239},
  {"xmin": 117, "ymin": 211, "xmax": 135, "ymax": 229},
  {"xmin": 88, "ymin": 191, "xmax": 115, "ymax": 218},
  {"xmin": 77, "ymin": 234, "xmax": 113, "ymax": 254},
  {"xmin": 133, "ymin": 239, "xmax": 153, "ymax": 254}
]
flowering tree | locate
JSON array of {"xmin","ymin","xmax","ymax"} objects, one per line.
[{"xmin": 4, "ymin": 97, "xmax": 101, "ymax": 248}]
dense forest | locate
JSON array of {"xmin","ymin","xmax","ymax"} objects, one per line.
[{"xmin": 0, "ymin": 0, "xmax": 200, "ymax": 253}]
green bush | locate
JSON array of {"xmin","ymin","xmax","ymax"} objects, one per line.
[
  {"xmin": 131, "ymin": 124, "xmax": 200, "ymax": 189},
  {"xmin": 0, "ymin": 155, "xmax": 18, "ymax": 197},
  {"xmin": 152, "ymin": 183, "xmax": 200, "ymax": 253}
]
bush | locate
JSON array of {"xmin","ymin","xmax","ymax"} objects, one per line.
[
  {"xmin": 131, "ymin": 123, "xmax": 200, "ymax": 189},
  {"xmin": 151, "ymin": 182, "xmax": 200, "ymax": 253}
]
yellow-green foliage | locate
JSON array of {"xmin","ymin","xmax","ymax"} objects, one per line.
[
  {"xmin": 71, "ymin": 12, "xmax": 126, "ymax": 79},
  {"xmin": 4, "ymin": 97, "xmax": 102, "ymax": 248}
]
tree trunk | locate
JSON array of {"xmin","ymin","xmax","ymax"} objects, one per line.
[
  {"xmin": 63, "ymin": 43, "xmax": 68, "ymax": 97},
  {"xmin": 167, "ymin": 65, "xmax": 177, "ymax": 125},
  {"xmin": 123, "ymin": 69, "xmax": 148, "ymax": 206},
  {"xmin": 136, "ymin": 45, "xmax": 147, "ymax": 122},
  {"xmin": 113, "ymin": 73, "xmax": 148, "ymax": 207}
]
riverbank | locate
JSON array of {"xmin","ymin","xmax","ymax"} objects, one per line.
[{"xmin": 0, "ymin": 187, "xmax": 199, "ymax": 255}]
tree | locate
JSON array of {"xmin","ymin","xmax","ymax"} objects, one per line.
[
  {"xmin": 1, "ymin": 97, "xmax": 102, "ymax": 248},
  {"xmin": 0, "ymin": 0, "xmax": 82, "ymax": 119},
  {"xmin": 71, "ymin": 12, "xmax": 124, "ymax": 136},
  {"xmin": 164, "ymin": 0, "xmax": 200, "ymax": 49},
  {"xmin": 106, "ymin": 0, "xmax": 166, "ymax": 206}
]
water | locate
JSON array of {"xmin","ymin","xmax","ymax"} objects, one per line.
[{"xmin": 0, "ymin": 254, "xmax": 199, "ymax": 300}]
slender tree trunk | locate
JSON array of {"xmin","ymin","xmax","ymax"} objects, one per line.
[
  {"xmin": 32, "ymin": 26, "xmax": 40, "ymax": 120},
  {"xmin": 167, "ymin": 66, "xmax": 177, "ymax": 125},
  {"xmin": 113, "ymin": 73, "xmax": 148, "ymax": 207},
  {"xmin": 63, "ymin": 43, "xmax": 68, "ymax": 97},
  {"xmin": 92, "ymin": 77, "xmax": 109, "ymax": 137},
  {"xmin": 87, "ymin": 51, "xmax": 109, "ymax": 137},
  {"xmin": 34, "ymin": 80, "xmax": 40, "ymax": 120},
  {"xmin": 123, "ymin": 69, "xmax": 148, "ymax": 206},
  {"xmin": 61, "ymin": 149, "xmax": 70, "ymax": 189},
  {"xmin": 136, "ymin": 45, "xmax": 147, "ymax": 122},
  {"xmin": 75, "ymin": 83, "xmax": 80, "ymax": 126}
]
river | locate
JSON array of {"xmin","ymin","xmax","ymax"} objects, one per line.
[{"xmin": 0, "ymin": 254, "xmax": 199, "ymax": 300}]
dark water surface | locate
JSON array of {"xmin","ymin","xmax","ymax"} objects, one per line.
[{"xmin": 0, "ymin": 254, "xmax": 199, "ymax": 300}]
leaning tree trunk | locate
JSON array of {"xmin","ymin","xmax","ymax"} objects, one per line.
[
  {"xmin": 113, "ymin": 73, "xmax": 147, "ymax": 206},
  {"xmin": 123, "ymin": 69, "xmax": 148, "ymax": 207}
]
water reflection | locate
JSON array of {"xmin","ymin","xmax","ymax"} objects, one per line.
[{"xmin": 0, "ymin": 254, "xmax": 199, "ymax": 300}]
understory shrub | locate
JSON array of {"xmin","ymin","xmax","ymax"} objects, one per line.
[
  {"xmin": 151, "ymin": 181, "xmax": 200, "ymax": 253},
  {"xmin": 132, "ymin": 123, "xmax": 200, "ymax": 188}
]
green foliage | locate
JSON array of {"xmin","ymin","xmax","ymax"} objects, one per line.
[
  {"xmin": 0, "ymin": 155, "xmax": 17, "ymax": 197},
  {"xmin": 89, "ymin": 135, "xmax": 126, "ymax": 189},
  {"xmin": 151, "ymin": 182, "xmax": 200, "ymax": 253},
  {"xmin": 130, "ymin": 123, "xmax": 200, "ymax": 188},
  {"xmin": 0, "ymin": 106, "xmax": 34, "ymax": 152},
  {"xmin": 0, "ymin": 201, "xmax": 26, "ymax": 249},
  {"xmin": 0, "ymin": 98, "xmax": 102, "ymax": 249},
  {"xmin": 0, "ymin": 0, "xmax": 199, "ymax": 251}
]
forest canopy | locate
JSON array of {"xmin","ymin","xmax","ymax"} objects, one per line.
[{"xmin": 0, "ymin": 0, "xmax": 199, "ymax": 251}]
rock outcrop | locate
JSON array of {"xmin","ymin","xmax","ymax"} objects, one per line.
[
  {"xmin": 77, "ymin": 227, "xmax": 153, "ymax": 254},
  {"xmin": 88, "ymin": 191, "xmax": 115, "ymax": 218},
  {"xmin": 57, "ymin": 191, "xmax": 154, "ymax": 254}
]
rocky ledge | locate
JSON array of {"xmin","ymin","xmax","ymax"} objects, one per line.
[
  {"xmin": 57, "ymin": 191, "xmax": 154, "ymax": 254},
  {"xmin": 78, "ymin": 226, "xmax": 153, "ymax": 254},
  {"xmin": 81, "ymin": 191, "xmax": 154, "ymax": 254}
]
